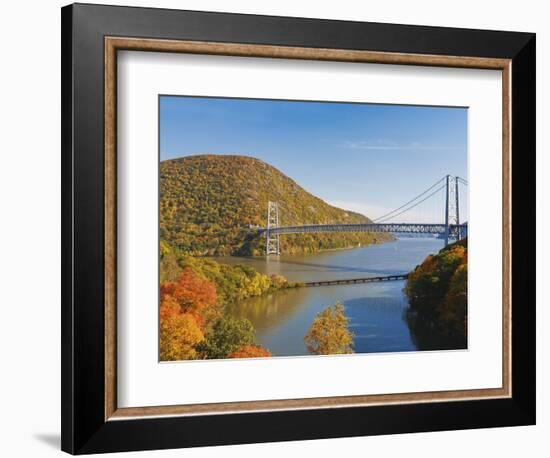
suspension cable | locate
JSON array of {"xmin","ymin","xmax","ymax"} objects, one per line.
[
  {"xmin": 376, "ymin": 183, "xmax": 447, "ymax": 223},
  {"xmin": 373, "ymin": 176, "xmax": 446, "ymax": 222}
]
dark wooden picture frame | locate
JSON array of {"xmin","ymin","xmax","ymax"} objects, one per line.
[{"xmin": 61, "ymin": 3, "xmax": 536, "ymax": 454}]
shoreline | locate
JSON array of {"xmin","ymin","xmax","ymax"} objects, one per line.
[
  {"xmin": 209, "ymin": 236, "xmax": 443, "ymax": 260},
  {"xmin": 194, "ymin": 235, "xmax": 399, "ymax": 259}
]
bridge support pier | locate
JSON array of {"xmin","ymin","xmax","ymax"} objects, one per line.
[
  {"xmin": 262, "ymin": 176, "xmax": 467, "ymax": 252},
  {"xmin": 444, "ymin": 175, "xmax": 450, "ymax": 246},
  {"xmin": 266, "ymin": 201, "xmax": 280, "ymax": 255},
  {"xmin": 444, "ymin": 175, "xmax": 461, "ymax": 246}
]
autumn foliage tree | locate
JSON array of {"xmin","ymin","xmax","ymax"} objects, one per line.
[
  {"xmin": 405, "ymin": 238, "xmax": 468, "ymax": 349},
  {"xmin": 227, "ymin": 345, "xmax": 272, "ymax": 359},
  {"xmin": 160, "ymin": 268, "xmax": 219, "ymax": 361},
  {"xmin": 160, "ymin": 241, "xmax": 299, "ymax": 306},
  {"xmin": 160, "ymin": 312, "xmax": 204, "ymax": 361},
  {"xmin": 304, "ymin": 302, "xmax": 354, "ymax": 355},
  {"xmin": 159, "ymin": 261, "xmax": 273, "ymax": 361},
  {"xmin": 160, "ymin": 267, "xmax": 219, "ymax": 330}
]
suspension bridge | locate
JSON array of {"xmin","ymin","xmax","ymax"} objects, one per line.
[{"xmin": 260, "ymin": 175, "xmax": 468, "ymax": 255}]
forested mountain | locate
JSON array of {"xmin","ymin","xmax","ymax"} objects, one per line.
[{"xmin": 160, "ymin": 154, "xmax": 393, "ymax": 256}]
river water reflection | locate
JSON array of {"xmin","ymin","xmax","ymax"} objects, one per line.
[{"xmin": 220, "ymin": 238, "xmax": 444, "ymax": 356}]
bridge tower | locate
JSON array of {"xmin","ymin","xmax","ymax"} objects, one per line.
[
  {"xmin": 266, "ymin": 201, "xmax": 280, "ymax": 255},
  {"xmin": 444, "ymin": 175, "xmax": 460, "ymax": 246}
]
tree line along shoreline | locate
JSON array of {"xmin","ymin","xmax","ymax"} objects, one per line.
[{"xmin": 159, "ymin": 237, "xmax": 468, "ymax": 360}]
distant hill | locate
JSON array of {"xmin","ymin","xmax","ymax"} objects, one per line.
[{"xmin": 160, "ymin": 154, "xmax": 393, "ymax": 256}]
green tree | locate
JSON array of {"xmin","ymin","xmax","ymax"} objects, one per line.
[
  {"xmin": 196, "ymin": 316, "xmax": 257, "ymax": 359},
  {"xmin": 304, "ymin": 303, "xmax": 354, "ymax": 355}
]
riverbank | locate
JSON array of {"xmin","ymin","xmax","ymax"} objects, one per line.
[
  {"xmin": 161, "ymin": 241, "xmax": 302, "ymax": 305},
  {"xmin": 224, "ymin": 237, "xmax": 445, "ymax": 356},
  {"xmin": 161, "ymin": 237, "xmax": 456, "ymax": 358},
  {"xmin": 160, "ymin": 241, "xmax": 302, "ymax": 361},
  {"xmin": 404, "ymin": 238, "xmax": 468, "ymax": 350}
]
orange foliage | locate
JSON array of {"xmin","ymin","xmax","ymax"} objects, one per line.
[
  {"xmin": 419, "ymin": 254, "xmax": 435, "ymax": 272},
  {"xmin": 159, "ymin": 266, "xmax": 274, "ymax": 361},
  {"xmin": 159, "ymin": 294, "xmax": 181, "ymax": 319},
  {"xmin": 160, "ymin": 267, "xmax": 218, "ymax": 328},
  {"xmin": 227, "ymin": 345, "xmax": 272, "ymax": 359},
  {"xmin": 159, "ymin": 268, "xmax": 220, "ymax": 360}
]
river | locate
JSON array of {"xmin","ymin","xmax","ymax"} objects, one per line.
[{"xmin": 220, "ymin": 237, "xmax": 444, "ymax": 357}]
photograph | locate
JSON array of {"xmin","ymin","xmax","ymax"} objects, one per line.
[
  {"xmin": 158, "ymin": 96, "xmax": 469, "ymax": 361},
  {"xmin": 54, "ymin": 2, "xmax": 536, "ymax": 454}
]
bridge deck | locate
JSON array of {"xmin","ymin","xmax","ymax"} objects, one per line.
[
  {"xmin": 259, "ymin": 223, "xmax": 467, "ymax": 237},
  {"xmin": 305, "ymin": 274, "xmax": 408, "ymax": 287}
]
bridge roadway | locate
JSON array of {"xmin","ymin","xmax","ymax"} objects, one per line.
[
  {"xmin": 305, "ymin": 273, "xmax": 408, "ymax": 287},
  {"xmin": 258, "ymin": 223, "xmax": 468, "ymax": 237}
]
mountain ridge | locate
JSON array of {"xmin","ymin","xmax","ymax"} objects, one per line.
[{"xmin": 160, "ymin": 154, "xmax": 392, "ymax": 255}]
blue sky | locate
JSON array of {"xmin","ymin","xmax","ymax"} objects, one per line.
[{"xmin": 160, "ymin": 96, "xmax": 468, "ymax": 223}]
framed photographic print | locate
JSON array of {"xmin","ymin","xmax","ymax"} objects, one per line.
[{"xmin": 61, "ymin": 3, "xmax": 536, "ymax": 454}]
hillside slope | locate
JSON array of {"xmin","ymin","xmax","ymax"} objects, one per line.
[
  {"xmin": 405, "ymin": 238, "xmax": 468, "ymax": 350},
  {"xmin": 160, "ymin": 154, "xmax": 392, "ymax": 255}
]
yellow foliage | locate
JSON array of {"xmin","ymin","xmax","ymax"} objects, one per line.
[
  {"xmin": 160, "ymin": 313, "xmax": 204, "ymax": 361},
  {"xmin": 304, "ymin": 302, "xmax": 354, "ymax": 355}
]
